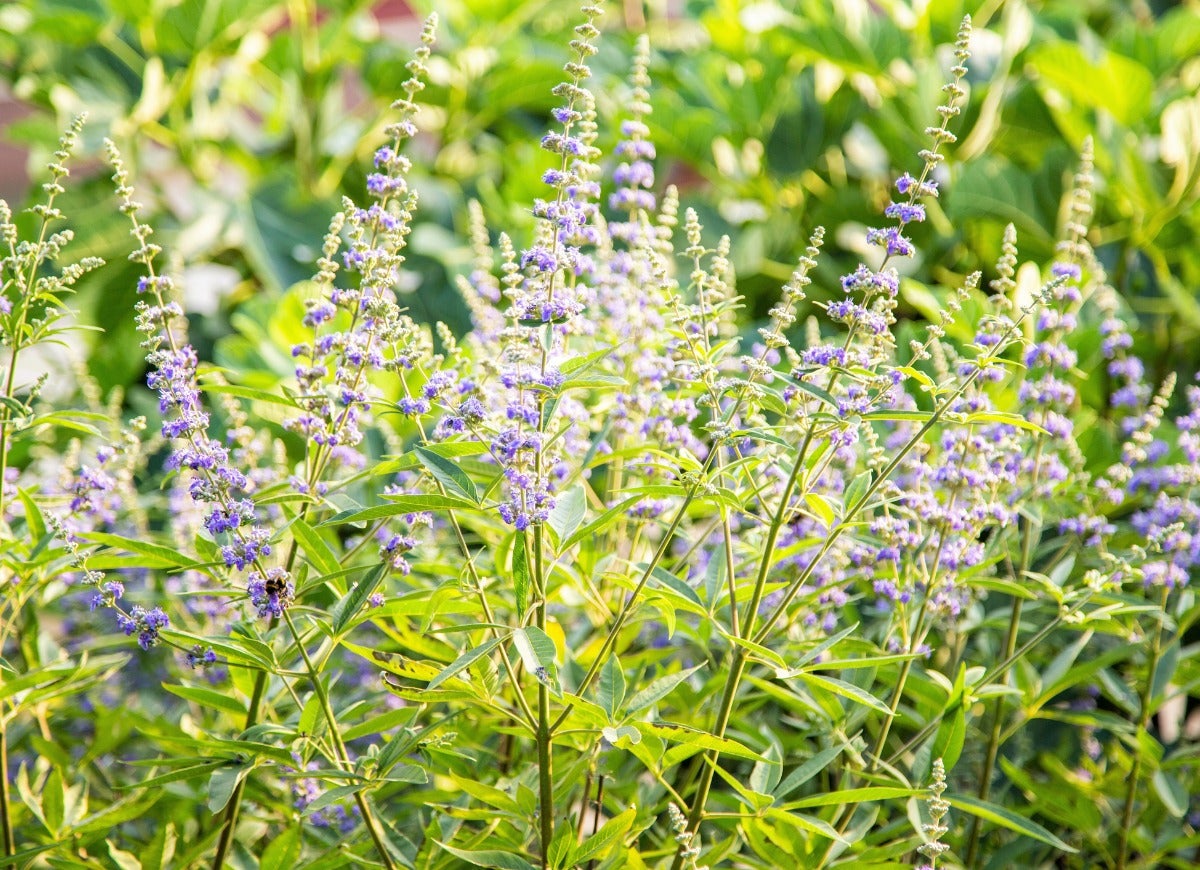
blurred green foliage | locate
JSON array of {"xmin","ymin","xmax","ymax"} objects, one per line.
[{"xmin": 2, "ymin": 0, "xmax": 1199, "ymax": 394}]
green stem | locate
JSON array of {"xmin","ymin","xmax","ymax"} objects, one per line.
[
  {"xmin": 211, "ymin": 666, "xmax": 269, "ymax": 869},
  {"xmin": 965, "ymin": 437, "xmax": 1043, "ymax": 867},
  {"xmin": 0, "ymin": 710, "xmax": 12, "ymax": 868},
  {"xmin": 672, "ymin": 321, "xmax": 1007, "ymax": 868},
  {"xmin": 1116, "ymin": 585, "xmax": 1171, "ymax": 870},
  {"xmin": 668, "ymin": 650, "xmax": 747, "ymax": 870},
  {"xmin": 532, "ymin": 527, "xmax": 554, "ymax": 868},
  {"xmin": 284, "ymin": 610, "xmax": 396, "ymax": 870},
  {"xmin": 964, "ymin": 596, "xmax": 1023, "ymax": 866}
]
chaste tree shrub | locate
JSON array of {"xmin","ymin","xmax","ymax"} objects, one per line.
[{"xmin": 2, "ymin": 4, "xmax": 1199, "ymax": 869}]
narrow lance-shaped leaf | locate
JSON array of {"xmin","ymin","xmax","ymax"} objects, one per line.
[
  {"xmin": 598, "ymin": 655, "xmax": 626, "ymax": 721},
  {"xmin": 330, "ymin": 563, "xmax": 389, "ymax": 635},
  {"xmin": 572, "ymin": 806, "xmax": 637, "ymax": 865},
  {"xmin": 512, "ymin": 627, "xmax": 560, "ymax": 697},
  {"xmin": 947, "ymin": 795, "xmax": 1078, "ymax": 853},
  {"xmin": 428, "ymin": 636, "xmax": 506, "ymax": 690},
  {"xmin": 415, "ymin": 445, "xmax": 480, "ymax": 503},
  {"xmin": 513, "ymin": 533, "xmax": 530, "ymax": 621}
]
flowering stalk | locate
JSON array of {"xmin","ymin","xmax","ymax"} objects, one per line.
[
  {"xmin": 104, "ymin": 137, "xmax": 402, "ymax": 870},
  {"xmin": 916, "ymin": 759, "xmax": 951, "ymax": 870},
  {"xmin": 671, "ymin": 20, "xmax": 975, "ymax": 868},
  {"xmin": 0, "ymin": 116, "xmax": 101, "ymax": 865},
  {"xmin": 965, "ymin": 140, "xmax": 1096, "ymax": 865}
]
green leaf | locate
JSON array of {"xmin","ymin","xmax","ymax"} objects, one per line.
[
  {"xmin": 25, "ymin": 410, "xmax": 104, "ymax": 437},
  {"xmin": 1153, "ymin": 769, "xmax": 1189, "ymax": 818},
  {"xmin": 513, "ymin": 534, "xmax": 531, "ymax": 621},
  {"xmin": 82, "ymin": 532, "xmax": 202, "ymax": 569},
  {"xmin": 750, "ymin": 743, "xmax": 783, "ymax": 795},
  {"xmin": 17, "ymin": 488, "xmax": 47, "ymax": 543},
  {"xmin": 804, "ymin": 492, "xmax": 835, "ymax": 527},
  {"xmin": 842, "ymin": 470, "xmax": 873, "ymax": 514},
  {"xmin": 547, "ymin": 484, "xmax": 587, "ymax": 546},
  {"xmin": 862, "ymin": 409, "xmax": 933, "ymax": 422},
  {"xmin": 572, "ymin": 806, "xmax": 637, "ymax": 865},
  {"xmin": 791, "ymin": 624, "xmax": 860, "ymax": 671},
  {"xmin": 343, "ymin": 707, "xmax": 417, "ymax": 742},
  {"xmin": 560, "ymin": 346, "xmax": 615, "ymax": 375},
  {"xmin": 964, "ymin": 410, "xmax": 1048, "ymax": 434},
  {"xmin": 330, "ymin": 564, "xmax": 389, "ymax": 635},
  {"xmin": 124, "ymin": 760, "xmax": 229, "ymax": 791},
  {"xmin": 199, "ymin": 382, "xmax": 298, "ymax": 409},
  {"xmin": 322, "ymin": 494, "xmax": 478, "ymax": 526},
  {"xmin": 563, "ymin": 495, "xmax": 644, "ymax": 550},
  {"xmin": 1151, "ymin": 640, "xmax": 1181, "ymax": 708},
  {"xmin": 797, "ymin": 673, "xmax": 891, "ymax": 714},
  {"xmin": 649, "ymin": 566, "xmax": 703, "ymax": 608},
  {"xmin": 107, "ymin": 841, "xmax": 141, "ymax": 870},
  {"xmin": 512, "ymin": 627, "xmax": 560, "ymax": 696},
  {"xmin": 786, "ymin": 786, "xmax": 917, "ymax": 809},
  {"xmin": 162, "ymin": 684, "xmax": 247, "ymax": 718},
  {"xmin": 637, "ymin": 721, "xmax": 765, "ymax": 761},
  {"xmin": 158, "ymin": 631, "xmax": 273, "ymax": 670},
  {"xmin": 435, "ymin": 842, "xmax": 538, "ymax": 870},
  {"xmin": 429, "ymin": 637, "xmax": 506, "ymax": 690},
  {"xmin": 207, "ymin": 762, "xmax": 252, "ymax": 814},
  {"xmin": 42, "ymin": 768, "xmax": 63, "ymax": 833},
  {"xmin": 717, "ymin": 628, "xmax": 787, "ymax": 670},
  {"xmin": 946, "ymin": 795, "xmax": 1078, "ymax": 853},
  {"xmin": 290, "ymin": 516, "xmax": 341, "ymax": 578},
  {"xmin": 450, "ymin": 775, "xmax": 522, "ymax": 813},
  {"xmin": 626, "ymin": 664, "xmax": 705, "ymax": 713},
  {"xmin": 260, "ymin": 828, "xmax": 301, "ymax": 867},
  {"xmin": 773, "ymin": 745, "xmax": 845, "ymax": 801},
  {"xmin": 932, "ymin": 704, "xmax": 967, "ymax": 771},
  {"xmin": 787, "ymin": 377, "xmax": 839, "ymax": 409},
  {"xmin": 298, "ymin": 694, "xmax": 323, "ymax": 738},
  {"xmin": 416, "ymin": 445, "xmax": 480, "ymax": 503},
  {"xmin": 305, "ymin": 783, "xmax": 365, "ymax": 815},
  {"xmin": 1027, "ymin": 41, "xmax": 1154, "ymax": 127},
  {"xmin": 765, "ymin": 807, "xmax": 847, "ymax": 844},
  {"xmin": 597, "ymin": 655, "xmax": 626, "ymax": 721}
]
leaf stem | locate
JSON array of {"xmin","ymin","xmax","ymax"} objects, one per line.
[
  {"xmin": 211, "ymin": 665, "xmax": 269, "ymax": 869},
  {"xmin": 284, "ymin": 610, "xmax": 397, "ymax": 870},
  {"xmin": 532, "ymin": 526, "xmax": 554, "ymax": 869},
  {"xmin": 1116, "ymin": 584, "xmax": 1171, "ymax": 869}
]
